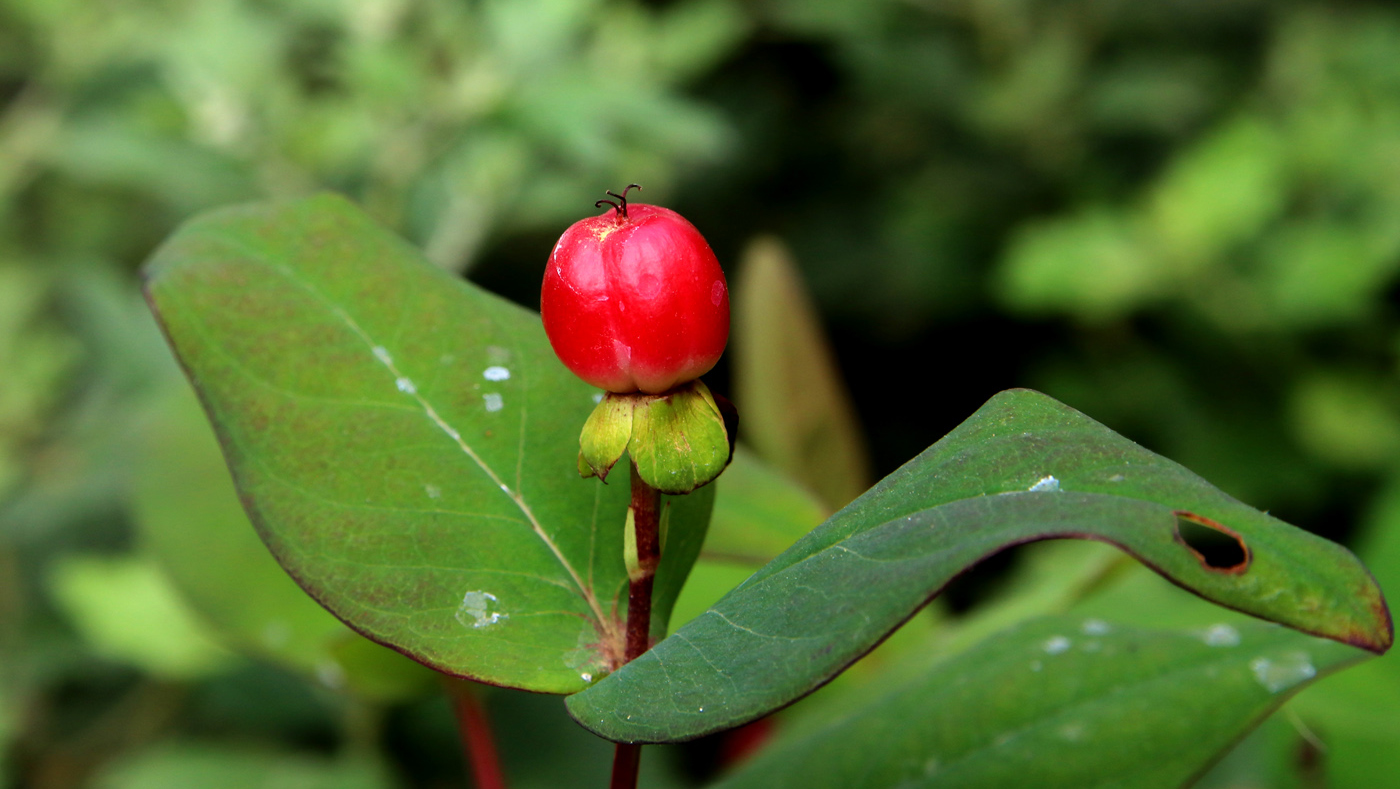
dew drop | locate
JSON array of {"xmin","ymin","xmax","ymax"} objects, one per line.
[
  {"xmin": 1202, "ymin": 624, "xmax": 1240, "ymax": 647},
  {"xmin": 1250, "ymin": 652, "xmax": 1315, "ymax": 693},
  {"xmin": 581, "ymin": 672, "xmax": 593, "ymax": 682},
  {"xmin": 1029, "ymin": 475, "xmax": 1061, "ymax": 492},
  {"xmin": 592, "ymin": 392, "xmax": 604, "ymax": 404},
  {"xmin": 483, "ymin": 366, "xmax": 510, "ymax": 382},
  {"xmin": 262, "ymin": 621, "xmax": 290, "ymax": 649},
  {"xmin": 316, "ymin": 661, "xmax": 346, "ymax": 689},
  {"xmin": 456, "ymin": 591, "xmax": 507, "ymax": 629},
  {"xmin": 1081, "ymin": 619, "xmax": 1111, "ymax": 636}
]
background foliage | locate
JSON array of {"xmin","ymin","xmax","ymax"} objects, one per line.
[{"xmin": 5, "ymin": 0, "xmax": 1400, "ymax": 786}]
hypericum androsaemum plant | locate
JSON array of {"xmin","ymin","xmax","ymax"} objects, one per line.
[
  {"xmin": 542, "ymin": 183, "xmax": 734, "ymax": 786},
  {"xmin": 144, "ymin": 192, "xmax": 1392, "ymax": 789}
]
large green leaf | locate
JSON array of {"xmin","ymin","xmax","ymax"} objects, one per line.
[
  {"xmin": 142, "ymin": 194, "xmax": 713, "ymax": 694},
  {"xmin": 134, "ymin": 382, "xmax": 436, "ymax": 701},
  {"xmin": 567, "ymin": 389, "xmax": 1390, "ymax": 741},
  {"xmin": 669, "ymin": 447, "xmax": 828, "ymax": 631},
  {"xmin": 714, "ymin": 616, "xmax": 1363, "ymax": 789},
  {"xmin": 733, "ymin": 236, "xmax": 871, "ymax": 509},
  {"xmin": 47, "ymin": 553, "xmax": 239, "ymax": 680}
]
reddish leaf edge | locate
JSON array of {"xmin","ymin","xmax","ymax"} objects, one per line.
[{"xmin": 568, "ymin": 522, "xmax": 1391, "ymax": 744}]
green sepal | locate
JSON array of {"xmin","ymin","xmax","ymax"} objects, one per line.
[
  {"xmin": 630, "ymin": 380, "xmax": 730, "ymax": 495},
  {"xmin": 579, "ymin": 392, "xmax": 635, "ymax": 481},
  {"xmin": 578, "ymin": 381, "xmax": 732, "ymax": 494},
  {"xmin": 624, "ymin": 505, "xmax": 641, "ymax": 581}
]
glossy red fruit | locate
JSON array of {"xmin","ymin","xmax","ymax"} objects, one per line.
[{"xmin": 541, "ymin": 189, "xmax": 729, "ymax": 394}]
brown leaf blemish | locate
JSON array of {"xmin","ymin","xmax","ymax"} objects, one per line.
[{"xmin": 1173, "ymin": 510, "xmax": 1251, "ymax": 574}]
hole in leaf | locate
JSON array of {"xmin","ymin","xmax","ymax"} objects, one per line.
[{"xmin": 1174, "ymin": 511, "xmax": 1250, "ymax": 573}]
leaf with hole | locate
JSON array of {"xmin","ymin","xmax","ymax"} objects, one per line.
[
  {"xmin": 566, "ymin": 389, "xmax": 1391, "ymax": 742},
  {"xmin": 142, "ymin": 194, "xmax": 714, "ymax": 694}
]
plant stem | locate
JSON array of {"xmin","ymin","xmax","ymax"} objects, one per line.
[
  {"xmin": 609, "ymin": 462, "xmax": 662, "ymax": 789},
  {"xmin": 446, "ymin": 679, "xmax": 507, "ymax": 789},
  {"xmin": 624, "ymin": 462, "xmax": 661, "ymax": 662}
]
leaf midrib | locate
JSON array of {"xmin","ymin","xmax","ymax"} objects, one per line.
[{"xmin": 161, "ymin": 228, "xmax": 612, "ymax": 638}]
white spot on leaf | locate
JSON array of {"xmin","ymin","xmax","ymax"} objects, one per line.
[
  {"xmin": 483, "ymin": 366, "xmax": 510, "ymax": 381},
  {"xmin": 316, "ymin": 661, "xmax": 346, "ymax": 689},
  {"xmin": 1029, "ymin": 475, "xmax": 1061, "ymax": 492},
  {"xmin": 456, "ymin": 591, "xmax": 507, "ymax": 629},
  {"xmin": 1108, "ymin": 474, "xmax": 1125, "ymax": 482},
  {"xmin": 580, "ymin": 672, "xmax": 593, "ymax": 683},
  {"xmin": 1059, "ymin": 722, "xmax": 1087, "ymax": 742},
  {"xmin": 483, "ymin": 393, "xmax": 503, "ymax": 412},
  {"xmin": 1202, "ymin": 624, "xmax": 1241, "ymax": 647},
  {"xmin": 1081, "ymin": 619, "xmax": 1111, "ymax": 636},
  {"xmin": 372, "ymin": 346, "xmax": 392, "ymax": 365},
  {"xmin": 425, "ymin": 484, "xmax": 441, "ymax": 499},
  {"xmin": 1250, "ymin": 652, "xmax": 1315, "ymax": 693},
  {"xmin": 1043, "ymin": 635, "xmax": 1071, "ymax": 654},
  {"xmin": 262, "ymin": 622, "xmax": 290, "ymax": 649},
  {"xmin": 396, "ymin": 377, "xmax": 416, "ymax": 394}
]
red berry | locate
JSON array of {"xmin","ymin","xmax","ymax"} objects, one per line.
[{"xmin": 542, "ymin": 194, "xmax": 729, "ymax": 394}]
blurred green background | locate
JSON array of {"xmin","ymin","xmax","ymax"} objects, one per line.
[{"xmin": 6, "ymin": 0, "xmax": 1400, "ymax": 786}]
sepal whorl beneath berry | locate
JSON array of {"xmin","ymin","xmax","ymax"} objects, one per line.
[{"xmin": 577, "ymin": 380, "xmax": 732, "ymax": 494}]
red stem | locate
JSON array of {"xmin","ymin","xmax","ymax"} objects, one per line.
[
  {"xmin": 609, "ymin": 463, "xmax": 662, "ymax": 789},
  {"xmin": 447, "ymin": 680, "xmax": 507, "ymax": 789},
  {"xmin": 609, "ymin": 743, "xmax": 643, "ymax": 789}
]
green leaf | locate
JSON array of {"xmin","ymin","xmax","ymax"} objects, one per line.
[
  {"xmin": 47, "ymin": 554, "xmax": 239, "ymax": 680},
  {"xmin": 702, "ymin": 446, "xmax": 829, "ymax": 565},
  {"xmin": 733, "ymin": 236, "xmax": 871, "ymax": 509},
  {"xmin": 713, "ymin": 616, "xmax": 1364, "ymax": 789},
  {"xmin": 135, "ymin": 380, "xmax": 440, "ymax": 701},
  {"xmin": 142, "ymin": 194, "xmax": 713, "ymax": 694},
  {"xmin": 669, "ymin": 447, "xmax": 828, "ymax": 629},
  {"xmin": 566, "ymin": 389, "xmax": 1390, "ymax": 742},
  {"xmin": 91, "ymin": 744, "xmax": 393, "ymax": 789},
  {"xmin": 1287, "ymin": 469, "xmax": 1400, "ymax": 787}
]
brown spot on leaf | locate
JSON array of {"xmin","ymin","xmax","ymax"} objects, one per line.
[{"xmin": 1173, "ymin": 510, "xmax": 1251, "ymax": 574}]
